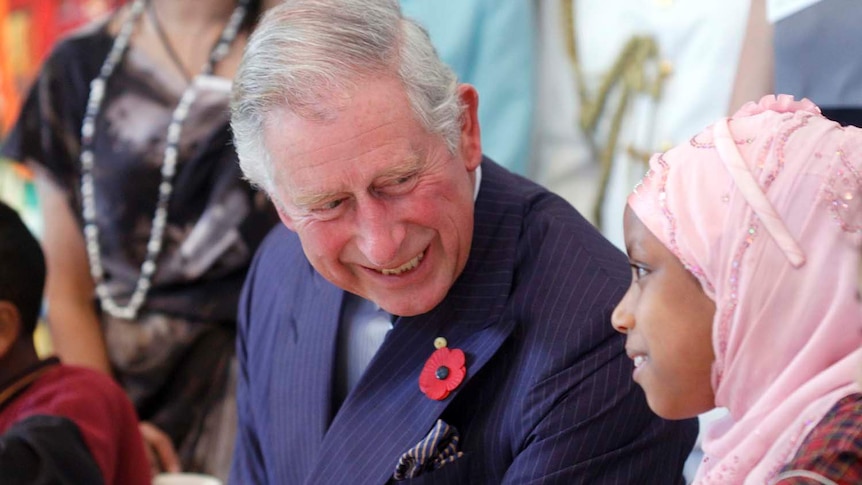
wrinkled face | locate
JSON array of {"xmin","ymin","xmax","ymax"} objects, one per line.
[
  {"xmin": 263, "ymin": 76, "xmax": 482, "ymax": 316},
  {"xmin": 611, "ymin": 206, "xmax": 717, "ymax": 420}
]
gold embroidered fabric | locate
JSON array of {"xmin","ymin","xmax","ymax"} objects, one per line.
[{"xmin": 560, "ymin": 0, "xmax": 670, "ymax": 226}]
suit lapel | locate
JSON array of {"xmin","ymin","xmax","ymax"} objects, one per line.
[
  {"xmin": 307, "ymin": 303, "xmax": 518, "ymax": 484},
  {"xmin": 305, "ymin": 161, "xmax": 524, "ymax": 484},
  {"xmin": 269, "ymin": 265, "xmax": 344, "ymax": 481}
]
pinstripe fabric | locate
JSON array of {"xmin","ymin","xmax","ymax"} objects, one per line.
[{"xmin": 230, "ymin": 159, "xmax": 698, "ymax": 484}]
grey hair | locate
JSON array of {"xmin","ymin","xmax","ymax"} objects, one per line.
[{"xmin": 231, "ymin": 0, "xmax": 464, "ymax": 198}]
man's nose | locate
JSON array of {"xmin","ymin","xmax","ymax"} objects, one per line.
[{"xmin": 355, "ymin": 199, "xmax": 406, "ymax": 268}]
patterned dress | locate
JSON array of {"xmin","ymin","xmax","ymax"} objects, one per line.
[{"xmin": 1, "ymin": 18, "xmax": 278, "ymax": 479}]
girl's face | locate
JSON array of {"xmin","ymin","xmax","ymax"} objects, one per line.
[{"xmin": 612, "ymin": 206, "xmax": 717, "ymax": 420}]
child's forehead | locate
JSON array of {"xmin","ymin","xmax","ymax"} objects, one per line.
[{"xmin": 622, "ymin": 206, "xmax": 645, "ymax": 253}]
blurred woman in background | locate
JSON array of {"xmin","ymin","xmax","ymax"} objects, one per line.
[{"xmin": 0, "ymin": 0, "xmax": 279, "ymax": 478}]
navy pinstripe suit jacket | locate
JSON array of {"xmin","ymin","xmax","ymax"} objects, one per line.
[{"xmin": 230, "ymin": 159, "xmax": 697, "ymax": 484}]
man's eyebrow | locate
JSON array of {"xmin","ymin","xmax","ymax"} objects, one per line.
[
  {"xmin": 292, "ymin": 191, "xmax": 344, "ymax": 209},
  {"xmin": 375, "ymin": 156, "xmax": 424, "ymax": 179},
  {"xmin": 291, "ymin": 155, "xmax": 426, "ymax": 207}
]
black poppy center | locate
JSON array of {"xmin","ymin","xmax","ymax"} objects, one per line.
[{"xmin": 435, "ymin": 366, "xmax": 450, "ymax": 380}]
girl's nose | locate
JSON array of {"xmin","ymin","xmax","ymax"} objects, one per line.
[{"xmin": 611, "ymin": 290, "xmax": 635, "ymax": 334}]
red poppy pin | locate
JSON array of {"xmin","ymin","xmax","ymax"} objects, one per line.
[{"xmin": 419, "ymin": 338, "xmax": 466, "ymax": 401}]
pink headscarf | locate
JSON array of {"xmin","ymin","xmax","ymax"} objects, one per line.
[{"xmin": 629, "ymin": 95, "xmax": 862, "ymax": 484}]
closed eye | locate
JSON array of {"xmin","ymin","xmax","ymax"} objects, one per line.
[
  {"xmin": 309, "ymin": 197, "xmax": 349, "ymax": 220},
  {"xmin": 321, "ymin": 199, "xmax": 344, "ymax": 210},
  {"xmin": 376, "ymin": 172, "xmax": 419, "ymax": 196}
]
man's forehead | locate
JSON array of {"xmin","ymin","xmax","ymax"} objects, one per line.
[{"xmin": 264, "ymin": 109, "xmax": 421, "ymax": 162}]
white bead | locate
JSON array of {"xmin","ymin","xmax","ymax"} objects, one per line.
[
  {"xmin": 159, "ymin": 182, "xmax": 172, "ymax": 196},
  {"xmin": 168, "ymin": 123, "xmax": 181, "ymax": 141},
  {"xmin": 175, "ymin": 103, "xmax": 190, "ymax": 120},
  {"xmin": 90, "ymin": 79, "xmax": 105, "ymax": 99},
  {"xmin": 81, "ymin": 151, "xmax": 94, "ymax": 168},
  {"xmin": 164, "ymin": 146, "xmax": 178, "ymax": 163},
  {"xmin": 154, "ymin": 208, "xmax": 167, "ymax": 225},
  {"xmin": 129, "ymin": 292, "xmax": 144, "ymax": 307},
  {"xmin": 117, "ymin": 307, "xmax": 136, "ymax": 320},
  {"xmin": 150, "ymin": 225, "xmax": 164, "ymax": 241},
  {"xmin": 162, "ymin": 162, "xmax": 176, "ymax": 177},
  {"xmin": 82, "ymin": 121, "xmax": 95, "ymax": 138},
  {"xmin": 147, "ymin": 239, "xmax": 161, "ymax": 254}
]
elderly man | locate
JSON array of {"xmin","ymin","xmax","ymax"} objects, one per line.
[{"xmin": 229, "ymin": 1, "xmax": 696, "ymax": 483}]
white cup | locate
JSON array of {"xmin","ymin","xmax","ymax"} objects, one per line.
[{"xmin": 152, "ymin": 473, "xmax": 223, "ymax": 485}]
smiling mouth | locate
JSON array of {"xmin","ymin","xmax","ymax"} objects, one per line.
[
  {"xmin": 633, "ymin": 355, "xmax": 648, "ymax": 368},
  {"xmin": 377, "ymin": 251, "xmax": 425, "ymax": 276}
]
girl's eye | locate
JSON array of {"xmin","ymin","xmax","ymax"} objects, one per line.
[{"xmin": 630, "ymin": 263, "xmax": 650, "ymax": 281}]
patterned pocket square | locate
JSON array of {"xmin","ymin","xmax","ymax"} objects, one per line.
[{"xmin": 392, "ymin": 419, "xmax": 465, "ymax": 480}]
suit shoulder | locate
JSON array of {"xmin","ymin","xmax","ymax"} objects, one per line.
[
  {"xmin": 519, "ymin": 186, "xmax": 630, "ymax": 288},
  {"xmin": 251, "ymin": 224, "xmax": 307, "ymax": 276}
]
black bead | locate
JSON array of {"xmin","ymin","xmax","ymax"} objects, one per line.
[{"xmin": 435, "ymin": 366, "xmax": 450, "ymax": 380}]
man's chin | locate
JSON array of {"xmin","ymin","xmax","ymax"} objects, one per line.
[{"xmin": 373, "ymin": 293, "xmax": 444, "ymax": 318}]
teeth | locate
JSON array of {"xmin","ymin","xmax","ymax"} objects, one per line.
[
  {"xmin": 380, "ymin": 252, "xmax": 424, "ymax": 275},
  {"xmin": 633, "ymin": 355, "xmax": 647, "ymax": 368}
]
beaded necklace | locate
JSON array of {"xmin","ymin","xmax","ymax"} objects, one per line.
[{"xmin": 80, "ymin": 0, "xmax": 249, "ymax": 320}]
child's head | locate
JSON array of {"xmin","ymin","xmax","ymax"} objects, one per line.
[
  {"xmin": 612, "ymin": 206, "xmax": 716, "ymax": 420},
  {"xmin": 612, "ymin": 95, "xmax": 862, "ymax": 421},
  {"xmin": 0, "ymin": 201, "xmax": 45, "ymax": 344}
]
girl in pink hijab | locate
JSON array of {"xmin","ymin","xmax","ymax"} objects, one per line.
[{"xmin": 612, "ymin": 95, "xmax": 862, "ymax": 484}]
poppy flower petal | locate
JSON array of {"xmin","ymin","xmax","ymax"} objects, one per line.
[{"xmin": 419, "ymin": 346, "xmax": 467, "ymax": 401}]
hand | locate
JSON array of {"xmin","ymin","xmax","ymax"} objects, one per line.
[{"xmin": 139, "ymin": 421, "xmax": 181, "ymax": 475}]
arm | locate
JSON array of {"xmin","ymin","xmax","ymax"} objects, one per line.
[
  {"xmin": 35, "ymin": 171, "xmax": 111, "ymax": 374},
  {"xmin": 500, "ymin": 343, "xmax": 697, "ymax": 484},
  {"xmin": 497, "ymin": 216, "xmax": 697, "ymax": 484},
  {"xmin": 728, "ymin": 0, "xmax": 774, "ymax": 113},
  {"xmin": 37, "ymin": 174, "xmax": 181, "ymax": 476},
  {"xmin": 0, "ymin": 415, "xmax": 105, "ymax": 485}
]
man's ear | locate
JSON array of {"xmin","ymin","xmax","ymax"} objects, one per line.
[
  {"xmin": 456, "ymin": 84, "xmax": 482, "ymax": 171},
  {"xmin": 0, "ymin": 301, "xmax": 22, "ymax": 358}
]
